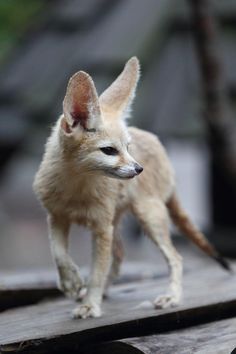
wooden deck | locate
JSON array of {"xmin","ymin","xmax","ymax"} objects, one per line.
[{"xmin": 0, "ymin": 245, "xmax": 235, "ymax": 353}]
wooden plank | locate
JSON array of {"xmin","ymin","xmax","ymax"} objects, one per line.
[
  {"xmin": 0, "ymin": 32, "xmax": 78, "ymax": 112},
  {"xmin": 0, "ymin": 270, "xmax": 59, "ymax": 311},
  {"xmin": 0, "ymin": 0, "xmax": 173, "ymax": 115},
  {"xmin": 0, "ymin": 242, "xmax": 221, "ymax": 311},
  {"xmin": 0, "ymin": 263, "xmax": 161, "ymax": 311},
  {"xmin": 117, "ymin": 316, "xmax": 236, "ymax": 354},
  {"xmin": 134, "ymin": 34, "xmax": 201, "ymax": 138},
  {"xmin": 0, "ymin": 262, "xmax": 235, "ymax": 353},
  {"xmin": 174, "ymin": 0, "xmax": 236, "ymax": 23},
  {"xmin": 79, "ymin": 0, "xmax": 172, "ymax": 65},
  {"xmin": 51, "ymin": 0, "xmax": 111, "ymax": 30}
]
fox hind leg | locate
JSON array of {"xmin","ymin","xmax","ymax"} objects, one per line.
[
  {"xmin": 133, "ymin": 198, "xmax": 183, "ymax": 309},
  {"xmin": 105, "ymin": 227, "xmax": 124, "ymax": 292}
]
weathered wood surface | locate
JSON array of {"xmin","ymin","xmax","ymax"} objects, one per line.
[
  {"xmin": 0, "ymin": 261, "xmax": 235, "ymax": 353},
  {"xmin": 0, "ymin": 244, "xmax": 226, "ymax": 311},
  {"xmin": 104, "ymin": 317, "xmax": 236, "ymax": 354},
  {"xmin": 0, "ymin": 270, "xmax": 59, "ymax": 311},
  {"xmin": 0, "ymin": 262, "xmax": 164, "ymax": 312}
]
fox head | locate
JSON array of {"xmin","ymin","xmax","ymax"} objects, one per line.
[{"xmin": 60, "ymin": 57, "xmax": 143, "ymax": 179}]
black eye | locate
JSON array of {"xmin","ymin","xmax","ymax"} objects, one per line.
[{"xmin": 100, "ymin": 147, "xmax": 119, "ymax": 156}]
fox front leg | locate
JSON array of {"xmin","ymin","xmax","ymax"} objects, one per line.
[
  {"xmin": 73, "ymin": 226, "xmax": 113, "ymax": 319},
  {"xmin": 105, "ymin": 230, "xmax": 124, "ymax": 292},
  {"xmin": 48, "ymin": 215, "xmax": 85, "ymax": 300}
]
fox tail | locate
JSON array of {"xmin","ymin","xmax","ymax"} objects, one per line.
[{"xmin": 166, "ymin": 192, "xmax": 232, "ymax": 272}]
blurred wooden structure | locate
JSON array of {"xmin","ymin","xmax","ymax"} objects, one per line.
[
  {"xmin": 1, "ymin": 1, "xmax": 236, "ymax": 237},
  {"xmin": 1, "ymin": 1, "xmax": 236, "ymax": 151},
  {"xmin": 189, "ymin": 0, "xmax": 236, "ymax": 236},
  {"xmin": 0, "ymin": 245, "xmax": 235, "ymax": 353}
]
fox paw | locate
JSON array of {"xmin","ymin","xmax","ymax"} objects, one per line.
[
  {"xmin": 72, "ymin": 302, "xmax": 102, "ymax": 319},
  {"xmin": 58, "ymin": 264, "xmax": 86, "ymax": 300},
  {"xmin": 153, "ymin": 294, "xmax": 180, "ymax": 309}
]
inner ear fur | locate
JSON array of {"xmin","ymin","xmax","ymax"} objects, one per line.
[
  {"xmin": 99, "ymin": 57, "xmax": 140, "ymax": 117},
  {"xmin": 62, "ymin": 71, "xmax": 101, "ymax": 132},
  {"xmin": 61, "ymin": 116, "xmax": 73, "ymax": 134}
]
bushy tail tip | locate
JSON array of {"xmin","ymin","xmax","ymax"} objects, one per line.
[
  {"xmin": 213, "ymin": 254, "xmax": 233, "ymax": 273},
  {"xmin": 167, "ymin": 192, "xmax": 233, "ymax": 273}
]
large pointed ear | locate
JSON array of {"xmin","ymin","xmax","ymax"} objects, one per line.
[
  {"xmin": 62, "ymin": 71, "xmax": 102, "ymax": 134},
  {"xmin": 99, "ymin": 57, "xmax": 140, "ymax": 119}
]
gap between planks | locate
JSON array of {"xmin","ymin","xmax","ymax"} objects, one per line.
[{"xmin": 0, "ymin": 261, "xmax": 235, "ymax": 353}]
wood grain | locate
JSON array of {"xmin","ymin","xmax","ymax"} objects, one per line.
[
  {"xmin": 0, "ymin": 263, "xmax": 162, "ymax": 311},
  {"xmin": 0, "ymin": 270, "xmax": 59, "ymax": 311},
  {"xmin": 118, "ymin": 316, "xmax": 236, "ymax": 354},
  {"xmin": 0, "ymin": 262, "xmax": 235, "ymax": 353}
]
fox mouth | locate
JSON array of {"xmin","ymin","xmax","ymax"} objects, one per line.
[{"xmin": 106, "ymin": 169, "xmax": 138, "ymax": 179}]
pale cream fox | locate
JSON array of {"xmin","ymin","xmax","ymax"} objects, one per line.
[{"xmin": 33, "ymin": 57, "xmax": 230, "ymax": 319}]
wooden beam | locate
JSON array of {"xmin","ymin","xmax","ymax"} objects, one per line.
[
  {"xmin": 0, "ymin": 262, "xmax": 235, "ymax": 353},
  {"xmin": 0, "ymin": 263, "xmax": 162, "ymax": 311},
  {"xmin": 188, "ymin": 0, "xmax": 236, "ymax": 190},
  {"xmin": 112, "ymin": 316, "xmax": 236, "ymax": 354}
]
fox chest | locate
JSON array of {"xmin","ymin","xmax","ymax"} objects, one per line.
[
  {"xmin": 41, "ymin": 176, "xmax": 119, "ymax": 228},
  {"xmin": 59, "ymin": 192, "xmax": 113, "ymax": 228}
]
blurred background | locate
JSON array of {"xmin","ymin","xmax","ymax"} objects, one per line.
[{"xmin": 0, "ymin": 0, "xmax": 236, "ymax": 272}]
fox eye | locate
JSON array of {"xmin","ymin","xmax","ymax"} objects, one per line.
[{"xmin": 100, "ymin": 147, "xmax": 119, "ymax": 156}]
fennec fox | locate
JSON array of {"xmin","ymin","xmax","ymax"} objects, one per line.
[{"xmin": 34, "ymin": 57, "xmax": 230, "ymax": 319}]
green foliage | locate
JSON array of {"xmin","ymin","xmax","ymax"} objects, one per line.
[{"xmin": 0, "ymin": 0, "xmax": 45, "ymax": 62}]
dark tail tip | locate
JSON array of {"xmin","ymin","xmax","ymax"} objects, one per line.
[{"xmin": 213, "ymin": 254, "xmax": 234, "ymax": 273}]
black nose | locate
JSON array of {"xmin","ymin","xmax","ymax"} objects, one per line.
[{"xmin": 134, "ymin": 163, "xmax": 143, "ymax": 175}]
